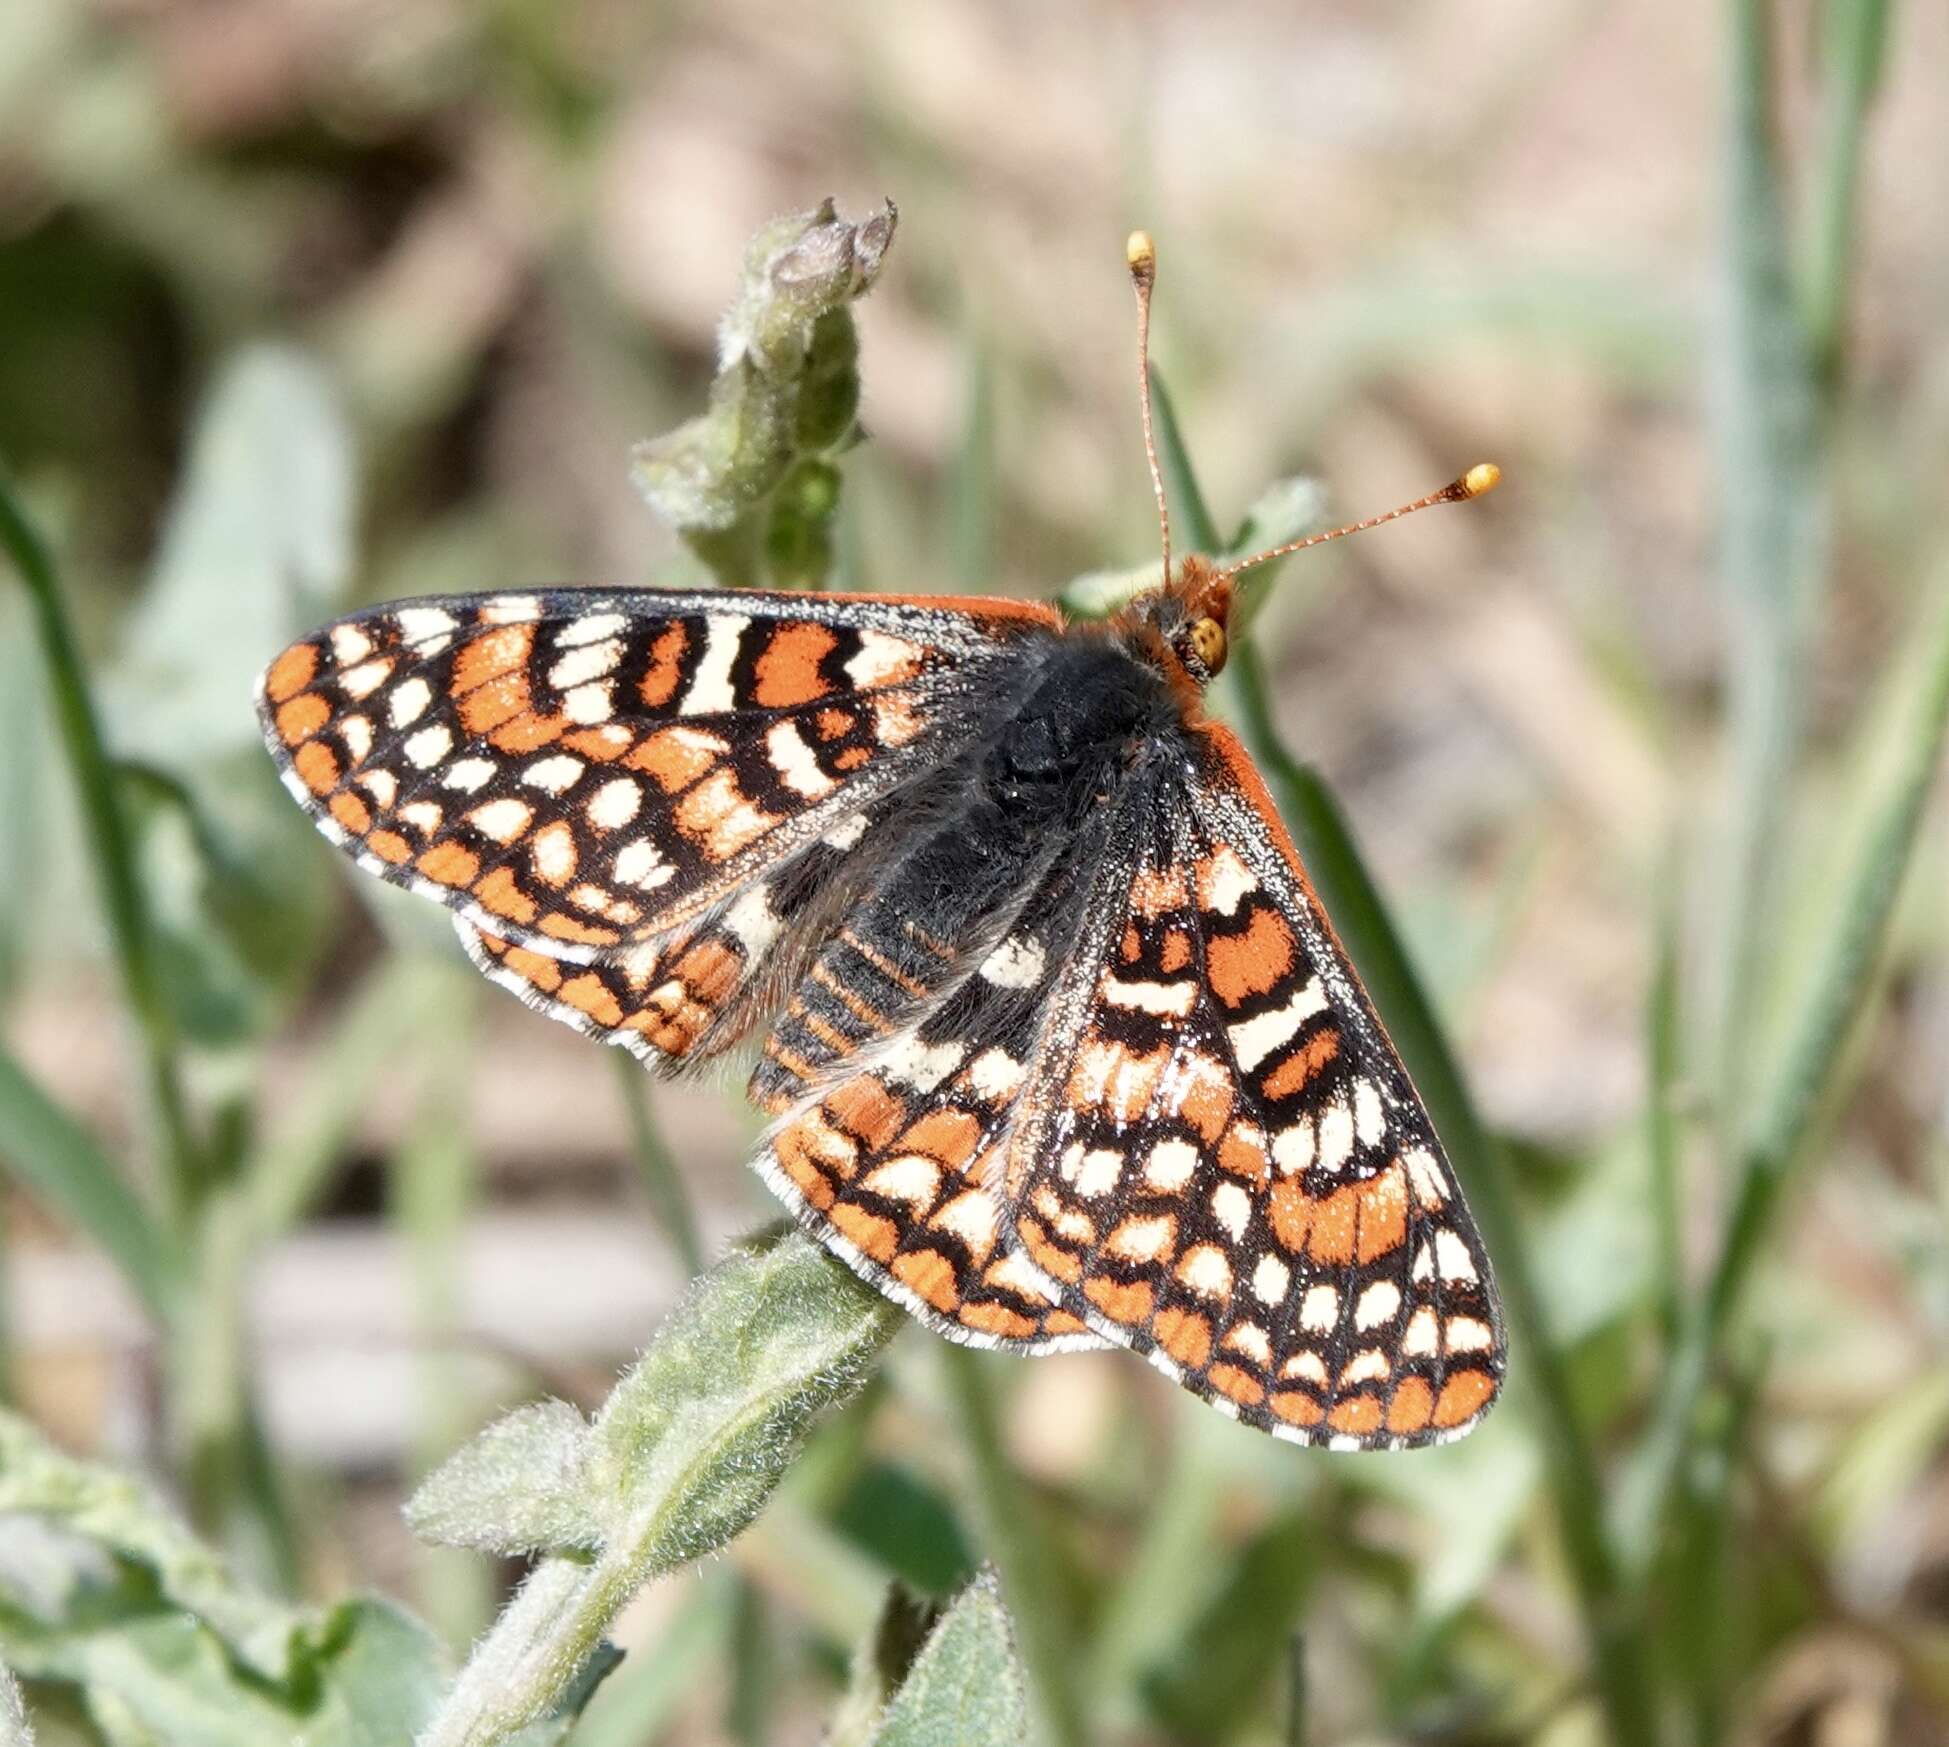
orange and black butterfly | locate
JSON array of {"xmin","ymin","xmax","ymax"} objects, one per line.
[{"xmin": 256, "ymin": 233, "xmax": 1506, "ymax": 1448}]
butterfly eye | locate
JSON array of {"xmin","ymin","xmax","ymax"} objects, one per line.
[{"xmin": 1188, "ymin": 616, "xmax": 1227, "ymax": 674}]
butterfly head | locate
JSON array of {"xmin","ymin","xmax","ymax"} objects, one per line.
[{"xmin": 1122, "ymin": 230, "xmax": 1499, "ymax": 692}]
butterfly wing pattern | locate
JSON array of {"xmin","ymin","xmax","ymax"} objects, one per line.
[{"xmin": 259, "ymin": 584, "xmax": 1506, "ymax": 1447}]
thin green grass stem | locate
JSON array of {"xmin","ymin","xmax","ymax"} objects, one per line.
[
  {"xmin": 939, "ymin": 1347, "xmax": 1087, "ymax": 1747},
  {"xmin": 0, "ymin": 470, "xmax": 205, "ymax": 1233},
  {"xmin": 611, "ymin": 1054, "xmax": 705, "ymax": 1277}
]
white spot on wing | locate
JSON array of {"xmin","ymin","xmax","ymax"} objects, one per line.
[
  {"xmin": 587, "ymin": 777, "xmax": 642, "ymax": 831},
  {"xmin": 469, "ymin": 798, "xmax": 531, "ymax": 843},
  {"xmin": 965, "ymin": 1048, "xmax": 1025, "ymax": 1101},
  {"xmin": 766, "ymin": 719, "xmax": 837, "ymax": 799},
  {"xmin": 1300, "ymin": 1284, "xmax": 1339, "ymax": 1333},
  {"xmin": 1198, "ymin": 843, "xmax": 1258, "ymax": 916},
  {"xmin": 862, "ymin": 1155, "xmax": 940, "ymax": 1207},
  {"xmin": 1177, "ymin": 1244, "xmax": 1233, "ymax": 1300},
  {"xmin": 721, "ymin": 884, "xmax": 781, "ymax": 956},
  {"xmin": 395, "ymin": 606, "xmax": 458, "ymax": 642},
  {"xmin": 1355, "ymin": 1280, "xmax": 1401, "ymax": 1330},
  {"xmin": 1101, "ymin": 976, "xmax": 1196, "ymax": 1017},
  {"xmin": 555, "ymin": 612, "xmax": 626, "ymax": 649},
  {"xmin": 1251, "ymin": 1253, "xmax": 1290, "ymax": 1305},
  {"xmin": 441, "ymin": 758, "xmax": 496, "ymax": 793},
  {"xmin": 404, "ymin": 724, "xmax": 452, "ymax": 769},
  {"xmin": 331, "ymin": 624, "xmax": 373, "ymax": 664},
  {"xmin": 1434, "ymin": 1229, "xmax": 1479, "ymax": 1283},
  {"xmin": 887, "ymin": 1035, "xmax": 966, "ymax": 1093},
  {"xmin": 549, "ymin": 639, "xmax": 622, "ymax": 691},
  {"xmin": 1270, "ymin": 1119, "xmax": 1315, "ymax": 1176},
  {"xmin": 1143, "ymin": 1137, "xmax": 1200, "ymax": 1192},
  {"xmin": 1226, "ymin": 977, "xmax": 1327, "ymax": 1071},
  {"xmin": 523, "ymin": 754, "xmax": 585, "ymax": 795},
  {"xmin": 563, "ymin": 681, "xmax": 613, "ymax": 725},
  {"xmin": 613, "ymin": 838, "xmax": 674, "ymax": 891},
  {"xmin": 844, "ymin": 629, "xmax": 920, "ymax": 687},
  {"xmin": 338, "ymin": 658, "xmax": 394, "ymax": 701},
  {"xmin": 1316, "ymin": 1099, "xmax": 1355, "ymax": 1174},
  {"xmin": 1210, "ymin": 1180, "xmax": 1250, "ymax": 1241},
  {"xmin": 388, "ymin": 677, "xmax": 433, "ymax": 728},
  {"xmin": 679, "ymin": 615, "xmax": 748, "ymax": 716}
]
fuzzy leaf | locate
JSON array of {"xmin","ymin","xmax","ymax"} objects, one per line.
[
  {"xmin": 0, "ymin": 1409, "xmax": 299, "ymax": 1681},
  {"xmin": 406, "ymin": 1401, "xmax": 601, "ymax": 1557},
  {"xmin": 2, "ymin": 1600, "xmax": 445, "ymax": 1747},
  {"xmin": 108, "ymin": 345, "xmax": 353, "ymax": 767},
  {"xmin": 412, "ymin": 1234, "xmax": 898, "ymax": 1747},
  {"xmin": 0, "ymin": 1662, "xmax": 31, "ymax": 1747},
  {"xmin": 864, "ymin": 1571, "xmax": 1029, "ymax": 1747}
]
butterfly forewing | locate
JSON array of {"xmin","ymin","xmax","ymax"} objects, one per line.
[
  {"xmin": 257, "ymin": 589, "xmax": 1060, "ymax": 968},
  {"xmin": 1006, "ymin": 722, "xmax": 1505, "ymax": 1448}
]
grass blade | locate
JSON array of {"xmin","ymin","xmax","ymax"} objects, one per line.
[
  {"xmin": 611, "ymin": 1054, "xmax": 704, "ymax": 1277},
  {"xmin": 0, "ymin": 1039, "xmax": 175, "ymax": 1319},
  {"xmin": 0, "ymin": 468, "xmax": 203, "ymax": 1225},
  {"xmin": 1626, "ymin": 568, "xmax": 1949, "ymax": 1570},
  {"xmin": 938, "ymin": 1349, "xmax": 1086, "ymax": 1747},
  {"xmin": 1648, "ymin": 858, "xmax": 1686, "ymax": 1348},
  {"xmin": 1709, "ymin": 0, "xmax": 1826, "ymax": 1128},
  {"xmin": 1800, "ymin": 0, "xmax": 1895, "ymax": 386}
]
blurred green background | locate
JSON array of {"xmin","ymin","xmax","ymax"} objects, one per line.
[{"xmin": 3, "ymin": 0, "xmax": 1948, "ymax": 1742}]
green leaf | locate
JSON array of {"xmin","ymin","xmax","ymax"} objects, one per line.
[
  {"xmin": 632, "ymin": 199, "xmax": 895, "ymax": 590},
  {"xmin": 0, "ymin": 1412, "xmax": 449, "ymax": 1744},
  {"xmin": 864, "ymin": 1571, "xmax": 1028, "ymax": 1747},
  {"xmin": 0, "ymin": 1409, "xmax": 294, "ymax": 1681},
  {"xmin": 1710, "ymin": 0, "xmax": 1827, "ymax": 1122},
  {"xmin": 1, "ymin": 466, "xmax": 203, "ymax": 1222},
  {"xmin": 4, "ymin": 1600, "xmax": 447, "ymax": 1747},
  {"xmin": 412, "ymin": 1233, "xmax": 898, "ymax": 1747},
  {"xmin": 828, "ymin": 1462, "xmax": 976, "ymax": 1600},
  {"xmin": 938, "ymin": 1349, "xmax": 1084, "ymax": 1747},
  {"xmin": 0, "ymin": 1045, "xmax": 174, "ymax": 1320},
  {"xmin": 107, "ymin": 345, "xmax": 353, "ymax": 768},
  {"xmin": 403, "ymin": 1401, "xmax": 602, "ymax": 1558}
]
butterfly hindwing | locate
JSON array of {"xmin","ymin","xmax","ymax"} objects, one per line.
[
  {"xmin": 258, "ymin": 588, "xmax": 1061, "ymax": 964},
  {"xmin": 456, "ymin": 805, "xmax": 884, "ymax": 1067},
  {"xmin": 1006, "ymin": 722, "xmax": 1505, "ymax": 1447},
  {"xmin": 755, "ymin": 842, "xmax": 1118, "ymax": 1354}
]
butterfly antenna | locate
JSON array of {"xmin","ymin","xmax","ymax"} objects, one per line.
[
  {"xmin": 1216, "ymin": 463, "xmax": 1502, "ymax": 583},
  {"xmin": 1126, "ymin": 230, "xmax": 1172, "ymax": 592}
]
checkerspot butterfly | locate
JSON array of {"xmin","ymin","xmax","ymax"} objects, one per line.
[{"xmin": 257, "ymin": 232, "xmax": 1506, "ymax": 1447}]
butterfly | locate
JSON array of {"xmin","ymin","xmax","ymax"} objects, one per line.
[{"xmin": 255, "ymin": 231, "xmax": 1506, "ymax": 1448}]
